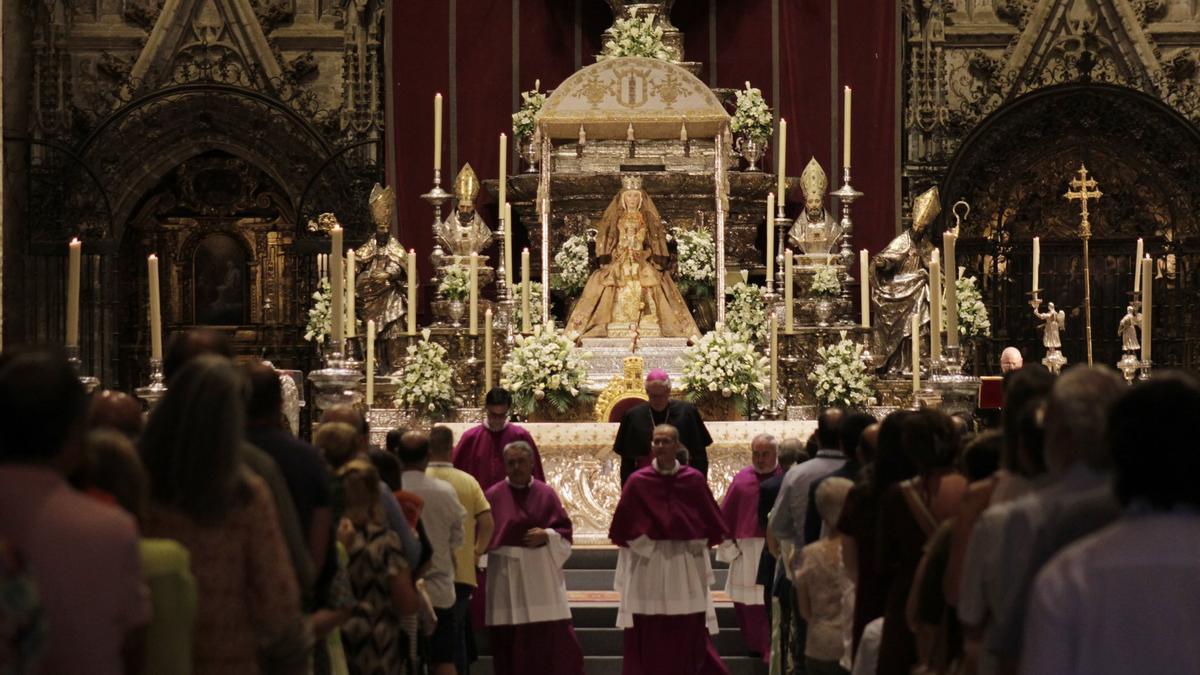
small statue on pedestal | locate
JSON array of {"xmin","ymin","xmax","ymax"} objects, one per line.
[
  {"xmin": 1118, "ymin": 305, "xmax": 1141, "ymax": 353},
  {"xmin": 355, "ymin": 184, "xmax": 408, "ymax": 338},
  {"xmin": 436, "ymin": 164, "xmax": 493, "ymax": 258},
  {"xmin": 788, "ymin": 158, "xmax": 841, "ymax": 256},
  {"xmin": 1033, "ymin": 300, "xmax": 1067, "ymax": 373}
]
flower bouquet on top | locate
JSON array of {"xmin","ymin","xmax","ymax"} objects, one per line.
[
  {"xmin": 678, "ymin": 328, "xmax": 768, "ymax": 417},
  {"xmin": 304, "ymin": 277, "xmax": 332, "ymax": 343},
  {"xmin": 394, "ymin": 330, "xmax": 458, "ymax": 417},
  {"xmin": 500, "ymin": 324, "xmax": 592, "ymax": 416},
  {"xmin": 731, "ymin": 82, "xmax": 773, "ymax": 142},
  {"xmin": 810, "ymin": 266, "xmax": 842, "ymax": 298},
  {"xmin": 552, "ymin": 235, "xmax": 590, "ymax": 297},
  {"xmin": 512, "ymin": 281, "xmax": 548, "ymax": 329},
  {"xmin": 672, "ymin": 227, "xmax": 716, "ymax": 298},
  {"xmin": 951, "ymin": 273, "xmax": 992, "ymax": 339},
  {"xmin": 809, "ymin": 333, "xmax": 874, "ymax": 409},
  {"xmin": 599, "ymin": 9, "xmax": 671, "ymax": 61},
  {"xmin": 725, "ymin": 281, "xmax": 769, "ymax": 344},
  {"xmin": 512, "ymin": 87, "xmax": 546, "ymax": 142},
  {"xmin": 437, "ymin": 264, "xmax": 470, "ymax": 302}
]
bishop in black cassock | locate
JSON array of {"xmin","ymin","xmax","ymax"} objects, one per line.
[{"xmin": 613, "ymin": 369, "xmax": 713, "ymax": 484}]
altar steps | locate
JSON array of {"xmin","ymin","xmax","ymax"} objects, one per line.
[{"xmin": 470, "ymin": 545, "xmax": 769, "ymax": 675}]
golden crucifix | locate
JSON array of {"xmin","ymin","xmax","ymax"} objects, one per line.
[{"xmin": 1064, "ymin": 164, "xmax": 1102, "ymax": 365}]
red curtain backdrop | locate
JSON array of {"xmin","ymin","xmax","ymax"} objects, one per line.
[{"xmin": 389, "ymin": 0, "xmax": 896, "ymax": 307}]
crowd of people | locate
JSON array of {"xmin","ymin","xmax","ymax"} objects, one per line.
[{"xmin": 2, "ymin": 330, "xmax": 1199, "ymax": 675}]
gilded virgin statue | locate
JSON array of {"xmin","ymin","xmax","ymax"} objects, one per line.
[
  {"xmin": 565, "ymin": 177, "xmax": 700, "ymax": 339},
  {"xmin": 871, "ymin": 186, "xmax": 940, "ymax": 374}
]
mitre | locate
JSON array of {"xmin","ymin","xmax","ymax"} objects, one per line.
[
  {"xmin": 911, "ymin": 186, "xmax": 942, "ymax": 229},
  {"xmin": 800, "ymin": 157, "xmax": 828, "ymax": 200},
  {"xmin": 454, "ymin": 164, "xmax": 480, "ymax": 204},
  {"xmin": 369, "ymin": 183, "xmax": 395, "ymax": 205}
]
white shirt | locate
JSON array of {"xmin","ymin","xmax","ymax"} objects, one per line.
[
  {"xmin": 399, "ymin": 470, "xmax": 466, "ymax": 609},
  {"xmin": 614, "ymin": 536, "xmax": 718, "ymax": 634},
  {"xmin": 1021, "ymin": 511, "xmax": 1200, "ymax": 675},
  {"xmin": 486, "ymin": 530, "xmax": 573, "ymax": 626}
]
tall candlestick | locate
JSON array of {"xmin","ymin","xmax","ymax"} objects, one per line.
[
  {"xmin": 944, "ymin": 232, "xmax": 958, "ymax": 348},
  {"xmin": 784, "ymin": 249, "xmax": 794, "ymax": 332},
  {"xmin": 469, "ymin": 253, "xmax": 479, "ymax": 335},
  {"xmin": 504, "ymin": 203, "xmax": 514, "ymax": 288},
  {"xmin": 859, "ymin": 249, "xmax": 870, "ymax": 328},
  {"xmin": 1142, "ymin": 256, "xmax": 1152, "ymax": 362},
  {"xmin": 777, "ymin": 118, "xmax": 787, "ymax": 205},
  {"xmin": 330, "ymin": 227, "xmax": 344, "ymax": 347},
  {"xmin": 66, "ymin": 238, "xmax": 81, "ymax": 347},
  {"xmin": 407, "ymin": 249, "xmax": 417, "ymax": 335},
  {"xmin": 345, "ymin": 250, "xmax": 356, "ymax": 338},
  {"xmin": 484, "ymin": 309, "xmax": 494, "ymax": 391},
  {"xmin": 148, "ymin": 254, "xmax": 162, "ymax": 361},
  {"xmin": 766, "ymin": 193, "xmax": 775, "ymax": 287},
  {"xmin": 365, "ymin": 320, "xmax": 376, "ymax": 406},
  {"xmin": 1032, "ymin": 236, "xmax": 1040, "ymax": 296},
  {"xmin": 912, "ymin": 314, "xmax": 921, "ymax": 394},
  {"xmin": 930, "ymin": 250, "xmax": 942, "ymax": 364},
  {"xmin": 499, "ymin": 133, "xmax": 508, "ymax": 220},
  {"xmin": 769, "ymin": 313, "xmax": 779, "ymax": 407},
  {"xmin": 1133, "ymin": 237, "xmax": 1144, "ymax": 292},
  {"xmin": 843, "ymin": 86, "xmax": 852, "ymax": 167},
  {"xmin": 433, "ymin": 93, "xmax": 443, "ymax": 171},
  {"xmin": 521, "ymin": 248, "xmax": 532, "ymax": 333}
]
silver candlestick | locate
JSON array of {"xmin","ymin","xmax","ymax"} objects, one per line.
[
  {"xmin": 135, "ymin": 357, "xmax": 167, "ymax": 409},
  {"xmin": 308, "ymin": 340, "xmax": 364, "ymax": 413},
  {"xmin": 66, "ymin": 345, "xmax": 100, "ymax": 395},
  {"xmin": 830, "ymin": 165, "xmax": 864, "ymax": 269},
  {"xmin": 421, "ymin": 169, "xmax": 452, "ymax": 230},
  {"xmin": 774, "ymin": 215, "xmax": 791, "ymax": 292}
]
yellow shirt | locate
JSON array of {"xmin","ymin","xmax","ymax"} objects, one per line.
[{"xmin": 426, "ymin": 462, "xmax": 490, "ymax": 586}]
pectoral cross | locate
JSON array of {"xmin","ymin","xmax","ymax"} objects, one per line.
[{"xmin": 1063, "ymin": 163, "xmax": 1102, "ymax": 365}]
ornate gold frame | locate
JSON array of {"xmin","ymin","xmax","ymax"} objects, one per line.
[{"xmin": 593, "ymin": 355, "xmax": 649, "ymax": 422}]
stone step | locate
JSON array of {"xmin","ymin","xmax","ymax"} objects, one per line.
[
  {"xmin": 470, "ymin": 654, "xmax": 769, "ymax": 675},
  {"xmin": 564, "ymin": 567, "xmax": 729, "ymax": 591},
  {"xmin": 474, "ymin": 625, "xmax": 753, "ymax": 657},
  {"xmin": 564, "ymin": 545, "xmax": 731, "ymax": 570}
]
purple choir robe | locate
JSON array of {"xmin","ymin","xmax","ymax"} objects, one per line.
[
  {"xmin": 485, "ymin": 479, "xmax": 583, "ymax": 675},
  {"xmin": 452, "ymin": 423, "xmax": 544, "ymax": 492},
  {"xmin": 719, "ymin": 464, "xmax": 783, "ymax": 661}
]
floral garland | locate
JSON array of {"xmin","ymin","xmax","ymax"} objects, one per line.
[
  {"xmin": 679, "ymin": 328, "xmax": 768, "ymax": 414},
  {"xmin": 512, "ymin": 87, "xmax": 546, "ymax": 142},
  {"xmin": 500, "ymin": 324, "xmax": 592, "ymax": 415},
  {"xmin": 810, "ymin": 266, "xmax": 842, "ymax": 298},
  {"xmin": 952, "ymin": 274, "xmax": 992, "ymax": 338},
  {"xmin": 731, "ymin": 82, "xmax": 772, "ymax": 141},
  {"xmin": 512, "ymin": 281, "xmax": 548, "ymax": 328},
  {"xmin": 725, "ymin": 281, "xmax": 769, "ymax": 343},
  {"xmin": 304, "ymin": 277, "xmax": 332, "ymax": 342},
  {"xmin": 552, "ymin": 235, "xmax": 590, "ymax": 296},
  {"xmin": 599, "ymin": 9, "xmax": 670, "ymax": 61},
  {"xmin": 438, "ymin": 264, "xmax": 470, "ymax": 302},
  {"xmin": 672, "ymin": 227, "xmax": 716, "ymax": 297},
  {"xmin": 394, "ymin": 330, "xmax": 457, "ymax": 416},
  {"xmin": 808, "ymin": 333, "xmax": 874, "ymax": 409}
]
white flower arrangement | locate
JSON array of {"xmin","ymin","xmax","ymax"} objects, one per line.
[
  {"xmin": 512, "ymin": 281, "xmax": 548, "ymax": 328},
  {"xmin": 952, "ymin": 273, "xmax": 991, "ymax": 338},
  {"xmin": 725, "ymin": 281, "xmax": 769, "ymax": 343},
  {"xmin": 672, "ymin": 227, "xmax": 716, "ymax": 297},
  {"xmin": 552, "ymin": 235, "xmax": 590, "ymax": 296},
  {"xmin": 512, "ymin": 87, "xmax": 546, "ymax": 142},
  {"xmin": 810, "ymin": 266, "xmax": 842, "ymax": 298},
  {"xmin": 438, "ymin": 264, "xmax": 470, "ymax": 302},
  {"xmin": 394, "ymin": 330, "xmax": 458, "ymax": 416},
  {"xmin": 808, "ymin": 333, "xmax": 874, "ymax": 409},
  {"xmin": 599, "ymin": 9, "xmax": 671, "ymax": 61},
  {"xmin": 679, "ymin": 328, "xmax": 768, "ymax": 414},
  {"xmin": 304, "ymin": 277, "xmax": 332, "ymax": 342},
  {"xmin": 500, "ymin": 324, "xmax": 592, "ymax": 415},
  {"xmin": 731, "ymin": 82, "xmax": 773, "ymax": 141}
]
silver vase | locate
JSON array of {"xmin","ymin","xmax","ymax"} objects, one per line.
[
  {"xmin": 814, "ymin": 298, "xmax": 835, "ymax": 327},
  {"xmin": 520, "ymin": 140, "xmax": 539, "ymax": 173},
  {"xmin": 735, "ymin": 135, "xmax": 767, "ymax": 172},
  {"xmin": 448, "ymin": 299, "xmax": 466, "ymax": 327}
]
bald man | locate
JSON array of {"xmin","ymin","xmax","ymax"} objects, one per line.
[
  {"xmin": 613, "ymin": 369, "xmax": 713, "ymax": 484},
  {"xmin": 1000, "ymin": 347, "xmax": 1024, "ymax": 373}
]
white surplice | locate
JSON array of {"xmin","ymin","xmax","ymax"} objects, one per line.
[
  {"xmin": 716, "ymin": 537, "xmax": 766, "ymax": 605},
  {"xmin": 485, "ymin": 529, "xmax": 573, "ymax": 626},
  {"xmin": 614, "ymin": 535, "xmax": 718, "ymax": 634}
]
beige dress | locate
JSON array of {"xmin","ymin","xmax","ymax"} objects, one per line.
[{"xmin": 797, "ymin": 537, "xmax": 854, "ymax": 662}]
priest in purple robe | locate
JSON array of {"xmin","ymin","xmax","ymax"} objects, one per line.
[
  {"xmin": 484, "ymin": 440, "xmax": 584, "ymax": 675},
  {"xmin": 609, "ymin": 424, "xmax": 730, "ymax": 675},
  {"xmin": 717, "ymin": 433, "xmax": 783, "ymax": 663},
  {"xmin": 453, "ymin": 387, "xmax": 544, "ymax": 492}
]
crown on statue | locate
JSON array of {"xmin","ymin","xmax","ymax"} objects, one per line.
[
  {"xmin": 621, "ymin": 174, "xmax": 643, "ymax": 191},
  {"xmin": 369, "ymin": 183, "xmax": 395, "ymax": 205},
  {"xmin": 912, "ymin": 186, "xmax": 942, "ymax": 229},
  {"xmin": 800, "ymin": 157, "xmax": 828, "ymax": 200},
  {"xmin": 454, "ymin": 164, "xmax": 480, "ymax": 204}
]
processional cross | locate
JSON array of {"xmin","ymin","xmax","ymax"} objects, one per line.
[{"xmin": 1064, "ymin": 164, "xmax": 1102, "ymax": 365}]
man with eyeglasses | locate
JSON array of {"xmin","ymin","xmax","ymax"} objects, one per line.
[{"xmin": 453, "ymin": 387, "xmax": 544, "ymax": 492}]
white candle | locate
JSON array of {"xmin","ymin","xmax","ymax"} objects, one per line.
[
  {"xmin": 330, "ymin": 227, "xmax": 344, "ymax": 346},
  {"xmin": 484, "ymin": 309, "xmax": 494, "ymax": 391},
  {"xmin": 1032, "ymin": 236, "xmax": 1040, "ymax": 296},
  {"xmin": 521, "ymin": 248, "xmax": 531, "ymax": 333},
  {"xmin": 407, "ymin": 249, "xmax": 417, "ymax": 335},
  {"xmin": 769, "ymin": 313, "xmax": 779, "ymax": 406},
  {"xmin": 777, "ymin": 118, "xmax": 787, "ymax": 206},
  {"xmin": 930, "ymin": 249, "xmax": 942, "ymax": 364},
  {"xmin": 345, "ymin": 250, "xmax": 356, "ymax": 338},
  {"xmin": 843, "ymin": 86, "xmax": 852, "ymax": 167},
  {"xmin": 860, "ymin": 249, "xmax": 870, "ymax": 328},
  {"xmin": 499, "ymin": 133, "xmax": 507, "ymax": 220},
  {"xmin": 469, "ymin": 253, "xmax": 479, "ymax": 335},
  {"xmin": 944, "ymin": 232, "xmax": 958, "ymax": 348},
  {"xmin": 1133, "ymin": 237, "xmax": 1144, "ymax": 292},
  {"xmin": 912, "ymin": 314, "xmax": 921, "ymax": 394},
  {"xmin": 148, "ymin": 254, "xmax": 163, "ymax": 361},
  {"xmin": 433, "ymin": 93, "xmax": 443, "ymax": 171},
  {"xmin": 504, "ymin": 203, "xmax": 513, "ymax": 289},
  {"xmin": 66, "ymin": 238, "xmax": 81, "ymax": 347},
  {"xmin": 1142, "ymin": 256, "xmax": 1152, "ymax": 362},
  {"xmin": 766, "ymin": 193, "xmax": 775, "ymax": 288},
  {"xmin": 365, "ymin": 320, "xmax": 376, "ymax": 406},
  {"xmin": 784, "ymin": 249, "xmax": 794, "ymax": 332}
]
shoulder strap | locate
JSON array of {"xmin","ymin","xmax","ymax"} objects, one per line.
[{"xmin": 900, "ymin": 479, "xmax": 940, "ymax": 538}]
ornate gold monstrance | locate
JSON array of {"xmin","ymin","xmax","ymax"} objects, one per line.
[{"xmin": 1064, "ymin": 164, "xmax": 1102, "ymax": 366}]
